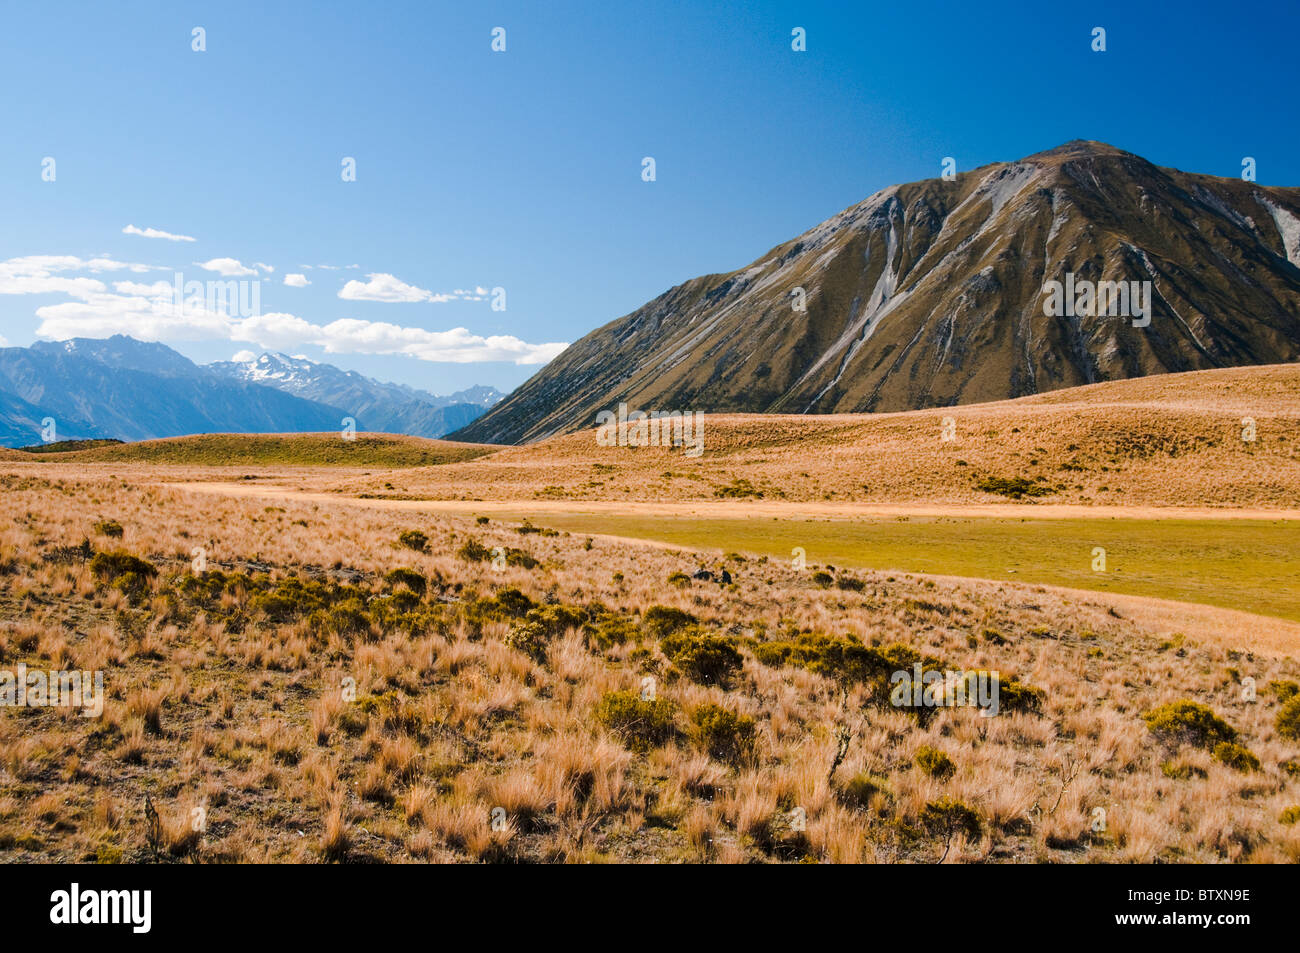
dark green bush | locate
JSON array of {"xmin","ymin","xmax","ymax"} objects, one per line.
[
  {"xmin": 1276, "ymin": 697, "xmax": 1300, "ymax": 741},
  {"xmin": 915, "ymin": 745, "xmax": 956, "ymax": 780},
  {"xmin": 457, "ymin": 538, "xmax": 491, "ymax": 562},
  {"xmin": 93, "ymin": 519, "xmax": 124, "ymax": 538},
  {"xmin": 660, "ymin": 627, "xmax": 743, "ymax": 685},
  {"xmin": 920, "ymin": 796, "xmax": 981, "ymax": 839},
  {"xmin": 689, "ymin": 702, "xmax": 756, "ymax": 763},
  {"xmin": 1212, "ymin": 741, "xmax": 1260, "ymax": 772},
  {"xmin": 838, "ymin": 773, "xmax": 891, "ymax": 810},
  {"xmin": 89, "ymin": 550, "xmax": 157, "ymax": 583},
  {"xmin": 1142, "ymin": 700, "xmax": 1237, "ymax": 749},
  {"xmin": 641, "ymin": 605, "xmax": 697, "ymax": 640},
  {"xmin": 398, "ymin": 529, "xmax": 428, "ymax": 552},
  {"xmin": 594, "ymin": 690, "xmax": 678, "ymax": 752},
  {"xmin": 1268, "ymin": 679, "xmax": 1299, "ymax": 702},
  {"xmin": 974, "ymin": 476, "xmax": 1052, "ymax": 499},
  {"xmin": 384, "ymin": 568, "xmax": 427, "ymax": 596}
]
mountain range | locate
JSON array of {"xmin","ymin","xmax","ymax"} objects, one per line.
[
  {"xmin": 455, "ymin": 141, "xmax": 1300, "ymax": 445},
  {"xmin": 0, "ymin": 336, "xmax": 503, "ymax": 447}
]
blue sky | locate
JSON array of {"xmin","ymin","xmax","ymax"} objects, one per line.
[{"xmin": 2, "ymin": 0, "xmax": 1297, "ymax": 394}]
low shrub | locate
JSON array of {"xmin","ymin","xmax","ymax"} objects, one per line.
[
  {"xmin": 660, "ymin": 627, "xmax": 743, "ymax": 685},
  {"xmin": 689, "ymin": 703, "xmax": 756, "ymax": 763},
  {"xmin": 384, "ymin": 568, "xmax": 427, "ymax": 596},
  {"xmin": 1142, "ymin": 700, "xmax": 1237, "ymax": 750},
  {"xmin": 93, "ymin": 519, "xmax": 124, "ymax": 538},
  {"xmin": 1276, "ymin": 697, "xmax": 1300, "ymax": 741},
  {"xmin": 594, "ymin": 690, "xmax": 677, "ymax": 752},
  {"xmin": 915, "ymin": 745, "xmax": 956, "ymax": 781},
  {"xmin": 920, "ymin": 796, "xmax": 980, "ymax": 839},
  {"xmin": 397, "ymin": 530, "xmax": 428, "ymax": 552},
  {"xmin": 1212, "ymin": 741, "xmax": 1260, "ymax": 772}
]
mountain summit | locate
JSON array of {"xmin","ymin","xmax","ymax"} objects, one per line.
[{"xmin": 456, "ymin": 141, "xmax": 1300, "ymax": 445}]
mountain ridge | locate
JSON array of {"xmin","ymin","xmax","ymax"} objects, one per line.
[
  {"xmin": 455, "ymin": 140, "xmax": 1300, "ymax": 445},
  {"xmin": 0, "ymin": 336, "xmax": 505, "ymax": 446}
]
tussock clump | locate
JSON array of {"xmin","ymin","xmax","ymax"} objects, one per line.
[{"xmin": 92, "ymin": 519, "xmax": 124, "ymax": 538}]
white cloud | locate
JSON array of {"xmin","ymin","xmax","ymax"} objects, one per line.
[
  {"xmin": 283, "ymin": 273, "xmax": 310, "ymax": 287},
  {"xmin": 196, "ymin": 257, "xmax": 259, "ymax": 277},
  {"xmin": 112, "ymin": 280, "xmax": 173, "ymax": 296},
  {"xmin": 0, "ymin": 256, "xmax": 164, "ymax": 298},
  {"xmin": 339, "ymin": 272, "xmax": 437, "ymax": 303},
  {"xmin": 230, "ymin": 349, "xmax": 257, "ymax": 362},
  {"xmin": 7, "ymin": 255, "xmax": 560, "ymax": 365},
  {"xmin": 33, "ymin": 291, "xmax": 566, "ymax": 364},
  {"xmin": 122, "ymin": 224, "xmax": 196, "ymax": 243},
  {"xmin": 255, "ymin": 262, "xmax": 274, "ymax": 273}
]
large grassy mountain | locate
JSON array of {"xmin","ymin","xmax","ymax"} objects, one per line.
[{"xmin": 456, "ymin": 141, "xmax": 1300, "ymax": 445}]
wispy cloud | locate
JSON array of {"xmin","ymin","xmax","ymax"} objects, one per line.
[{"xmin": 122, "ymin": 224, "xmax": 196, "ymax": 243}]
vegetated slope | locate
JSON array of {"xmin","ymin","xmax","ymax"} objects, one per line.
[
  {"xmin": 18, "ymin": 432, "xmax": 495, "ymax": 468},
  {"xmin": 457, "ymin": 141, "xmax": 1300, "ymax": 445},
  {"xmin": 353, "ymin": 365, "xmax": 1300, "ymax": 508}
]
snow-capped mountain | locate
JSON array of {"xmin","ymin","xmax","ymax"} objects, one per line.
[
  {"xmin": 0, "ymin": 337, "xmax": 344, "ymax": 446},
  {"xmin": 0, "ymin": 336, "xmax": 507, "ymax": 447},
  {"xmin": 207, "ymin": 351, "xmax": 505, "ymax": 438}
]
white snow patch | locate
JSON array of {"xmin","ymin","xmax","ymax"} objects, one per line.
[{"xmin": 1260, "ymin": 196, "xmax": 1300, "ymax": 266}]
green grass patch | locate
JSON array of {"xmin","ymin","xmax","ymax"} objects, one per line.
[{"xmin": 492, "ymin": 512, "xmax": 1300, "ymax": 622}]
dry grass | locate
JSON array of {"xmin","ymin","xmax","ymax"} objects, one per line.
[{"xmin": 0, "ymin": 413, "xmax": 1297, "ymax": 862}]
